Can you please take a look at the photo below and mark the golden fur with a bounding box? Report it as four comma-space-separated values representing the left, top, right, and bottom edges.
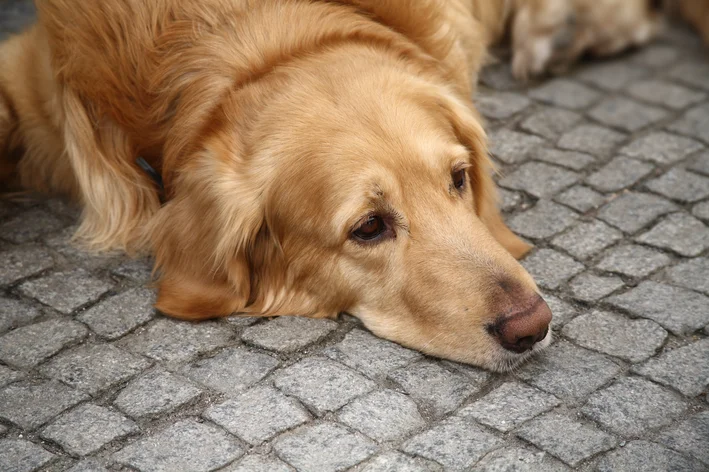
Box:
0, 0, 681, 369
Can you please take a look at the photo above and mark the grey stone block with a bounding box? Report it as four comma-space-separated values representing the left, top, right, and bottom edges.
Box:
544, 294, 579, 329
668, 61, 709, 90
569, 273, 624, 302
114, 369, 202, 419
552, 220, 623, 260
359, 451, 440, 472
223, 455, 294, 472
471, 446, 570, 472
488, 129, 545, 164
273, 422, 377, 472
40, 343, 151, 395
521, 249, 584, 290
498, 188, 522, 212
554, 185, 607, 213
586, 156, 654, 193
224, 315, 261, 327
632, 338, 709, 397
458, 381, 559, 432
530, 148, 595, 171
77, 288, 156, 340
589, 97, 667, 132
0, 208, 66, 244
402, 417, 503, 470
0, 318, 87, 368
499, 162, 579, 198
666, 258, 709, 295
274, 357, 376, 415
324, 329, 421, 378
657, 412, 709, 465
596, 440, 706, 472
516, 413, 617, 467
669, 103, 709, 144
562, 311, 667, 362
112, 419, 244, 472
388, 360, 486, 418
241, 316, 338, 353
630, 45, 679, 68
516, 341, 621, 401
183, 347, 278, 395
520, 109, 582, 141
689, 151, 709, 177
0, 297, 41, 335
582, 377, 687, 436
693, 200, 709, 220
596, 244, 670, 277
646, 168, 709, 203
338, 389, 425, 442
636, 213, 709, 257
40, 404, 138, 456
528, 79, 600, 109
205, 386, 310, 445
557, 125, 626, 156
111, 258, 153, 283
0, 380, 88, 430
620, 131, 704, 164
44, 227, 119, 270
476, 92, 530, 120
508, 201, 577, 240
0, 364, 24, 388
65, 459, 109, 472
597, 192, 677, 233
479, 63, 518, 91
0, 439, 56, 472
576, 61, 650, 91
18, 269, 112, 314
118, 318, 233, 363
0, 246, 53, 285
628, 79, 706, 110
607, 281, 709, 335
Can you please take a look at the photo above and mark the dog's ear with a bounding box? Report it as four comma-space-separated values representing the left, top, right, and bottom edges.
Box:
148, 148, 266, 320
437, 90, 532, 259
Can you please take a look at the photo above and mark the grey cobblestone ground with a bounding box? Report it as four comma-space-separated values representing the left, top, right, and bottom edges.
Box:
1, 3, 708, 471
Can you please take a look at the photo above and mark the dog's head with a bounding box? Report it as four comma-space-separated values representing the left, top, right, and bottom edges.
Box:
150, 48, 551, 371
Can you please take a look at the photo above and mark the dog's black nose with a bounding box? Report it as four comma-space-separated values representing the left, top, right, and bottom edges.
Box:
488, 295, 552, 354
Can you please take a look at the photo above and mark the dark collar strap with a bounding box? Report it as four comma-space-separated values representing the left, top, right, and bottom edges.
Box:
136, 157, 166, 203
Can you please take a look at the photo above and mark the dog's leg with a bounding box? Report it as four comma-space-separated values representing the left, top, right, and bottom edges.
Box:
60, 89, 161, 254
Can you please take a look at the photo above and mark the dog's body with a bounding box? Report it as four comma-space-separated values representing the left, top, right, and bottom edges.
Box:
0, 0, 678, 369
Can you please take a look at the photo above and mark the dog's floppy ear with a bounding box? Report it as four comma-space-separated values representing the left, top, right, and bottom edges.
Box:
148, 147, 265, 320
437, 90, 532, 259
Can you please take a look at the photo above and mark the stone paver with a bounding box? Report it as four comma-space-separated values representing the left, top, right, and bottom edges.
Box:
77, 288, 156, 339
39, 344, 151, 395
241, 316, 338, 352
458, 381, 559, 432
182, 347, 279, 395
40, 404, 138, 456
657, 412, 709, 465
18, 269, 112, 314
0, 439, 56, 472
205, 386, 310, 445
114, 369, 203, 419
607, 281, 709, 335
0, 379, 88, 430
581, 376, 687, 436
562, 310, 667, 362
273, 422, 377, 472
636, 213, 709, 257
632, 338, 709, 397
516, 413, 617, 467
275, 357, 376, 415
112, 419, 244, 472
0, 7, 707, 471
338, 389, 425, 442
402, 417, 503, 470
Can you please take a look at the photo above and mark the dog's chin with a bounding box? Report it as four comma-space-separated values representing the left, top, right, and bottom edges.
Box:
485, 329, 553, 373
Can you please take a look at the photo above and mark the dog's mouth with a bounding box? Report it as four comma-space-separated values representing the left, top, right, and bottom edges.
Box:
488, 328, 553, 372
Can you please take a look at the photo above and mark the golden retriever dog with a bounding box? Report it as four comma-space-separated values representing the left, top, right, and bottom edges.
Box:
0, 0, 665, 370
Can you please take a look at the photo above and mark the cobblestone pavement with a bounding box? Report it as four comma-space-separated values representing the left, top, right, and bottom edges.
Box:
2, 3, 709, 472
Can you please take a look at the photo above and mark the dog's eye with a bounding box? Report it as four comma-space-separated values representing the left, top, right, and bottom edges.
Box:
453, 169, 466, 190
352, 215, 387, 242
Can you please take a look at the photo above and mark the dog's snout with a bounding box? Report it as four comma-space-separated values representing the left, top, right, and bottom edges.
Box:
488, 295, 552, 354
